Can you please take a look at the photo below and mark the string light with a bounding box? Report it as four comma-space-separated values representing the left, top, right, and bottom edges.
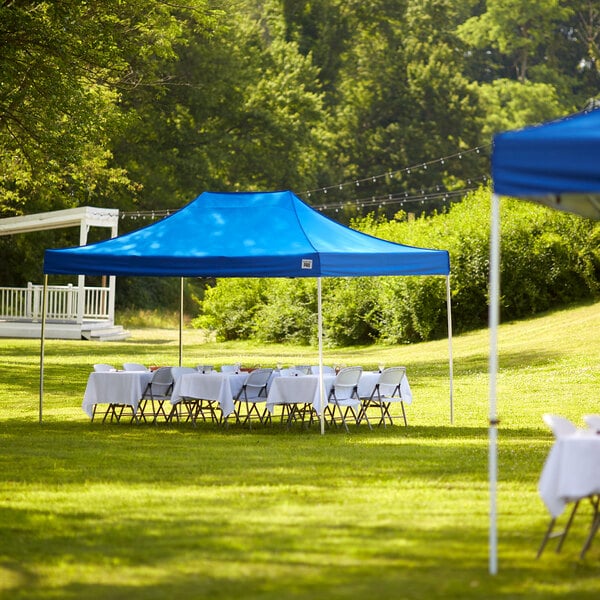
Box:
299, 143, 490, 198
117, 143, 491, 222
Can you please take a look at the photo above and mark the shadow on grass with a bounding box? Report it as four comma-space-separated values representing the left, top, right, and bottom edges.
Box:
0, 420, 552, 488
0, 497, 598, 600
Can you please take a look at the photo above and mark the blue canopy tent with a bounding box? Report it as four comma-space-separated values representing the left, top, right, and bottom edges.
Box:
40, 190, 453, 431
489, 109, 600, 574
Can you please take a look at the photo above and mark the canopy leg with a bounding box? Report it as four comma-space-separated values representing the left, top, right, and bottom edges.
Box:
39, 274, 48, 423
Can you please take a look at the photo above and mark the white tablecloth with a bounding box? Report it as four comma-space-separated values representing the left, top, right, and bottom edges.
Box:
266, 374, 336, 415
538, 431, 600, 517
357, 371, 413, 404
170, 372, 248, 418
266, 371, 413, 415
82, 371, 153, 418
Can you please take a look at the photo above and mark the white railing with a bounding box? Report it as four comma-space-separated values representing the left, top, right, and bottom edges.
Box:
0, 283, 111, 321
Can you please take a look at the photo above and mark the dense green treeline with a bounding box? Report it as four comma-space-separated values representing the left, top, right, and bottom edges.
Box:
1, 1, 599, 326
194, 188, 600, 345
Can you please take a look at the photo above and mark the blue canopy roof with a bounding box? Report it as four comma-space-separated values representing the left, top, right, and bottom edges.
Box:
492, 109, 600, 219
43, 190, 450, 277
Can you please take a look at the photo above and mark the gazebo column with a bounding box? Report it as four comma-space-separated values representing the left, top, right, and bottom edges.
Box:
108, 220, 118, 325
77, 219, 89, 325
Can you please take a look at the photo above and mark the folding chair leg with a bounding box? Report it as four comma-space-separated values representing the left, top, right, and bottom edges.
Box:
536, 517, 557, 559
358, 407, 372, 430
537, 500, 580, 558
400, 402, 407, 426
580, 496, 600, 559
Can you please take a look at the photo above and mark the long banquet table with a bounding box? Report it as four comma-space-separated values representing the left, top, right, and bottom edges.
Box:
170, 371, 248, 419
82, 370, 153, 418
538, 430, 600, 518
266, 370, 413, 416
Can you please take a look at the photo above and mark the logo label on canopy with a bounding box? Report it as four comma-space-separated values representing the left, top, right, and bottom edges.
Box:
301, 259, 313, 269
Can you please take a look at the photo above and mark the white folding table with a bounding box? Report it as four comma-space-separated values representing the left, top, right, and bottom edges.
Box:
82, 371, 153, 420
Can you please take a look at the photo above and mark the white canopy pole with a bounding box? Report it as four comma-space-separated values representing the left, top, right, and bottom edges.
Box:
179, 277, 184, 367
488, 193, 501, 575
39, 274, 48, 423
317, 277, 325, 435
446, 275, 454, 424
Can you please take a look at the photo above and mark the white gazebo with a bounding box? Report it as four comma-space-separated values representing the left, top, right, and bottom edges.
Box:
0, 206, 129, 340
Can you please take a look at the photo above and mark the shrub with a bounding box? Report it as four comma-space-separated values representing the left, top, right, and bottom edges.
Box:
192, 186, 600, 345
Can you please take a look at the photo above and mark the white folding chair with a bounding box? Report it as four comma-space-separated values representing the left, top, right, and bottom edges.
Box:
325, 366, 370, 432
196, 365, 214, 374
93, 363, 115, 372
584, 414, 600, 433
168, 367, 197, 423
123, 362, 149, 372
234, 368, 273, 428
291, 365, 311, 375
221, 363, 240, 373
542, 414, 578, 438
361, 366, 408, 427
138, 367, 173, 423
310, 365, 335, 375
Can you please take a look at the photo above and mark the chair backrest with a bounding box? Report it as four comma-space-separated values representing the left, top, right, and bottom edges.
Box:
335, 366, 362, 386
171, 367, 196, 382
311, 365, 335, 375
292, 365, 311, 375
244, 368, 273, 388
149, 366, 174, 395
287, 368, 307, 377
93, 363, 115, 372
221, 363, 240, 373
377, 366, 406, 396
583, 414, 600, 433
331, 366, 362, 400
542, 414, 578, 438
123, 362, 148, 372
244, 369, 273, 388
196, 365, 214, 374
238, 368, 273, 399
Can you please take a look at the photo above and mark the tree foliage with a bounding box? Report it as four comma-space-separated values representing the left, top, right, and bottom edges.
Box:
2, 0, 600, 320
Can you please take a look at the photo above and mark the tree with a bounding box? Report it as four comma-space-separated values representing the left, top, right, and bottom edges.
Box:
0, 0, 217, 217
316, 0, 484, 218
456, 0, 572, 82
111, 1, 329, 211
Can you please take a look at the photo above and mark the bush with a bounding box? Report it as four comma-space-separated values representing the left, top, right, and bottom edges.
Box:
192, 186, 600, 345
253, 279, 317, 344
191, 278, 264, 341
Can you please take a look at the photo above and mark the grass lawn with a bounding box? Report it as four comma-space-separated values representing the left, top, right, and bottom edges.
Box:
0, 300, 599, 599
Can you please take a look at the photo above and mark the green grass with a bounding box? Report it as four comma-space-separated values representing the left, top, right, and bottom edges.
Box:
1, 300, 599, 598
